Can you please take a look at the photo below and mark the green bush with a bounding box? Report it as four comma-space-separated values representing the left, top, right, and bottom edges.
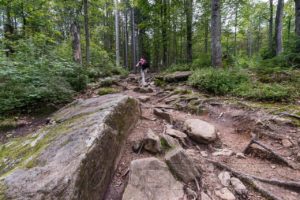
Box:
191, 53, 211, 69
0, 57, 88, 114
98, 87, 119, 96
188, 68, 249, 95
164, 64, 192, 73
234, 82, 290, 102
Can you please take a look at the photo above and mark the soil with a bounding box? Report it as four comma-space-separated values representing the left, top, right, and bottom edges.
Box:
104, 74, 300, 200
1, 73, 299, 200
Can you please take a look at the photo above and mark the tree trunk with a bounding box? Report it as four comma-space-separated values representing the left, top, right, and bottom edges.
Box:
161, 0, 168, 67
269, 0, 273, 51
295, 0, 300, 36
70, 22, 82, 64
83, 0, 90, 65
131, 7, 137, 70
124, 8, 129, 68
275, 0, 284, 55
234, 1, 238, 56
185, 0, 193, 63
114, 0, 120, 66
204, 16, 209, 53
211, 0, 222, 68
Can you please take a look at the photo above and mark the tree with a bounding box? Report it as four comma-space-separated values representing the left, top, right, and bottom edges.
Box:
84, 0, 90, 64
211, 0, 222, 67
71, 22, 82, 64
185, 0, 193, 63
269, 0, 274, 51
295, 0, 300, 36
114, 0, 120, 66
275, 0, 284, 55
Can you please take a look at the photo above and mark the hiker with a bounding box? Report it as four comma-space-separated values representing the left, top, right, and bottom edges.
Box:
136, 56, 149, 86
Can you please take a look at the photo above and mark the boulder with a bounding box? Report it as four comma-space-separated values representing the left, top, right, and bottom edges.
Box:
215, 188, 236, 200
143, 129, 162, 154
122, 157, 184, 200
166, 127, 187, 139
165, 147, 200, 183
164, 71, 192, 83
218, 171, 231, 187
230, 177, 248, 195
1, 94, 140, 200
183, 119, 217, 143
153, 108, 173, 123
161, 134, 180, 148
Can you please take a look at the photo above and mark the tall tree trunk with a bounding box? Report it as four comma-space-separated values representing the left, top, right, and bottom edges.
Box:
275, 0, 284, 55
185, 0, 193, 63
161, 0, 168, 67
295, 0, 300, 36
70, 22, 82, 64
114, 0, 120, 66
211, 0, 222, 68
131, 7, 137, 70
204, 16, 209, 53
4, 3, 14, 56
234, 1, 238, 56
124, 8, 129, 68
269, 0, 273, 51
83, 0, 90, 65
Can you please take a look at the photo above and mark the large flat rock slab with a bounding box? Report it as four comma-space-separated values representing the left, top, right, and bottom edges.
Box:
0, 94, 140, 200
122, 157, 184, 200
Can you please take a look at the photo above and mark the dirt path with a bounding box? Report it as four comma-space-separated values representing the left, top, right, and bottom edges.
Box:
104, 74, 300, 200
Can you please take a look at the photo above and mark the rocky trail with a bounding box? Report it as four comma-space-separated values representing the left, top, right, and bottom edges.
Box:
0, 72, 299, 200
103, 73, 300, 200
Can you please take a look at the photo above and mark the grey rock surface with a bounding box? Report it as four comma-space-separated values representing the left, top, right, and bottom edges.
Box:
2, 94, 140, 200
122, 157, 184, 200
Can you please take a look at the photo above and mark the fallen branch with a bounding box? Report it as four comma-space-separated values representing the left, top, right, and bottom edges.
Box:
141, 115, 156, 121
156, 92, 176, 103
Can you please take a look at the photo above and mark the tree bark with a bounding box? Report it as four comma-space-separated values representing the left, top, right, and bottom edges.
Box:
70, 22, 82, 64
211, 0, 222, 68
83, 0, 90, 65
275, 0, 284, 55
161, 0, 168, 67
131, 7, 137, 70
114, 0, 120, 66
124, 8, 129, 68
185, 0, 193, 63
269, 0, 273, 51
234, 1, 238, 56
295, 0, 300, 36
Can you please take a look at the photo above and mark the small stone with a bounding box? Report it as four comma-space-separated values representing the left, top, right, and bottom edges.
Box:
201, 151, 208, 157
132, 141, 142, 153
282, 139, 293, 148
215, 188, 235, 200
166, 128, 187, 139
230, 177, 247, 195
296, 152, 300, 162
201, 192, 212, 200
213, 149, 234, 157
236, 153, 246, 159
186, 187, 197, 199
137, 96, 150, 102
218, 171, 231, 187
271, 165, 276, 169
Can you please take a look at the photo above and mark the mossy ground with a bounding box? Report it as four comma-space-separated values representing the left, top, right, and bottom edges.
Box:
0, 114, 86, 178
98, 87, 120, 96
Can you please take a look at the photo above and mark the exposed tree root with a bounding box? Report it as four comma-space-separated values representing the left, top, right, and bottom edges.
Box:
279, 112, 300, 120
205, 159, 293, 200
243, 139, 295, 169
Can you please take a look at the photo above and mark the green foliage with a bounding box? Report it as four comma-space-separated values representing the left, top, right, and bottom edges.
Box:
98, 87, 119, 96
191, 54, 211, 69
0, 55, 88, 114
234, 82, 290, 102
188, 68, 249, 95
164, 64, 192, 73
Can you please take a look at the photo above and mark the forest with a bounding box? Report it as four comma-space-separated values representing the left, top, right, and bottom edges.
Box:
0, 0, 299, 116
0, 1, 300, 200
